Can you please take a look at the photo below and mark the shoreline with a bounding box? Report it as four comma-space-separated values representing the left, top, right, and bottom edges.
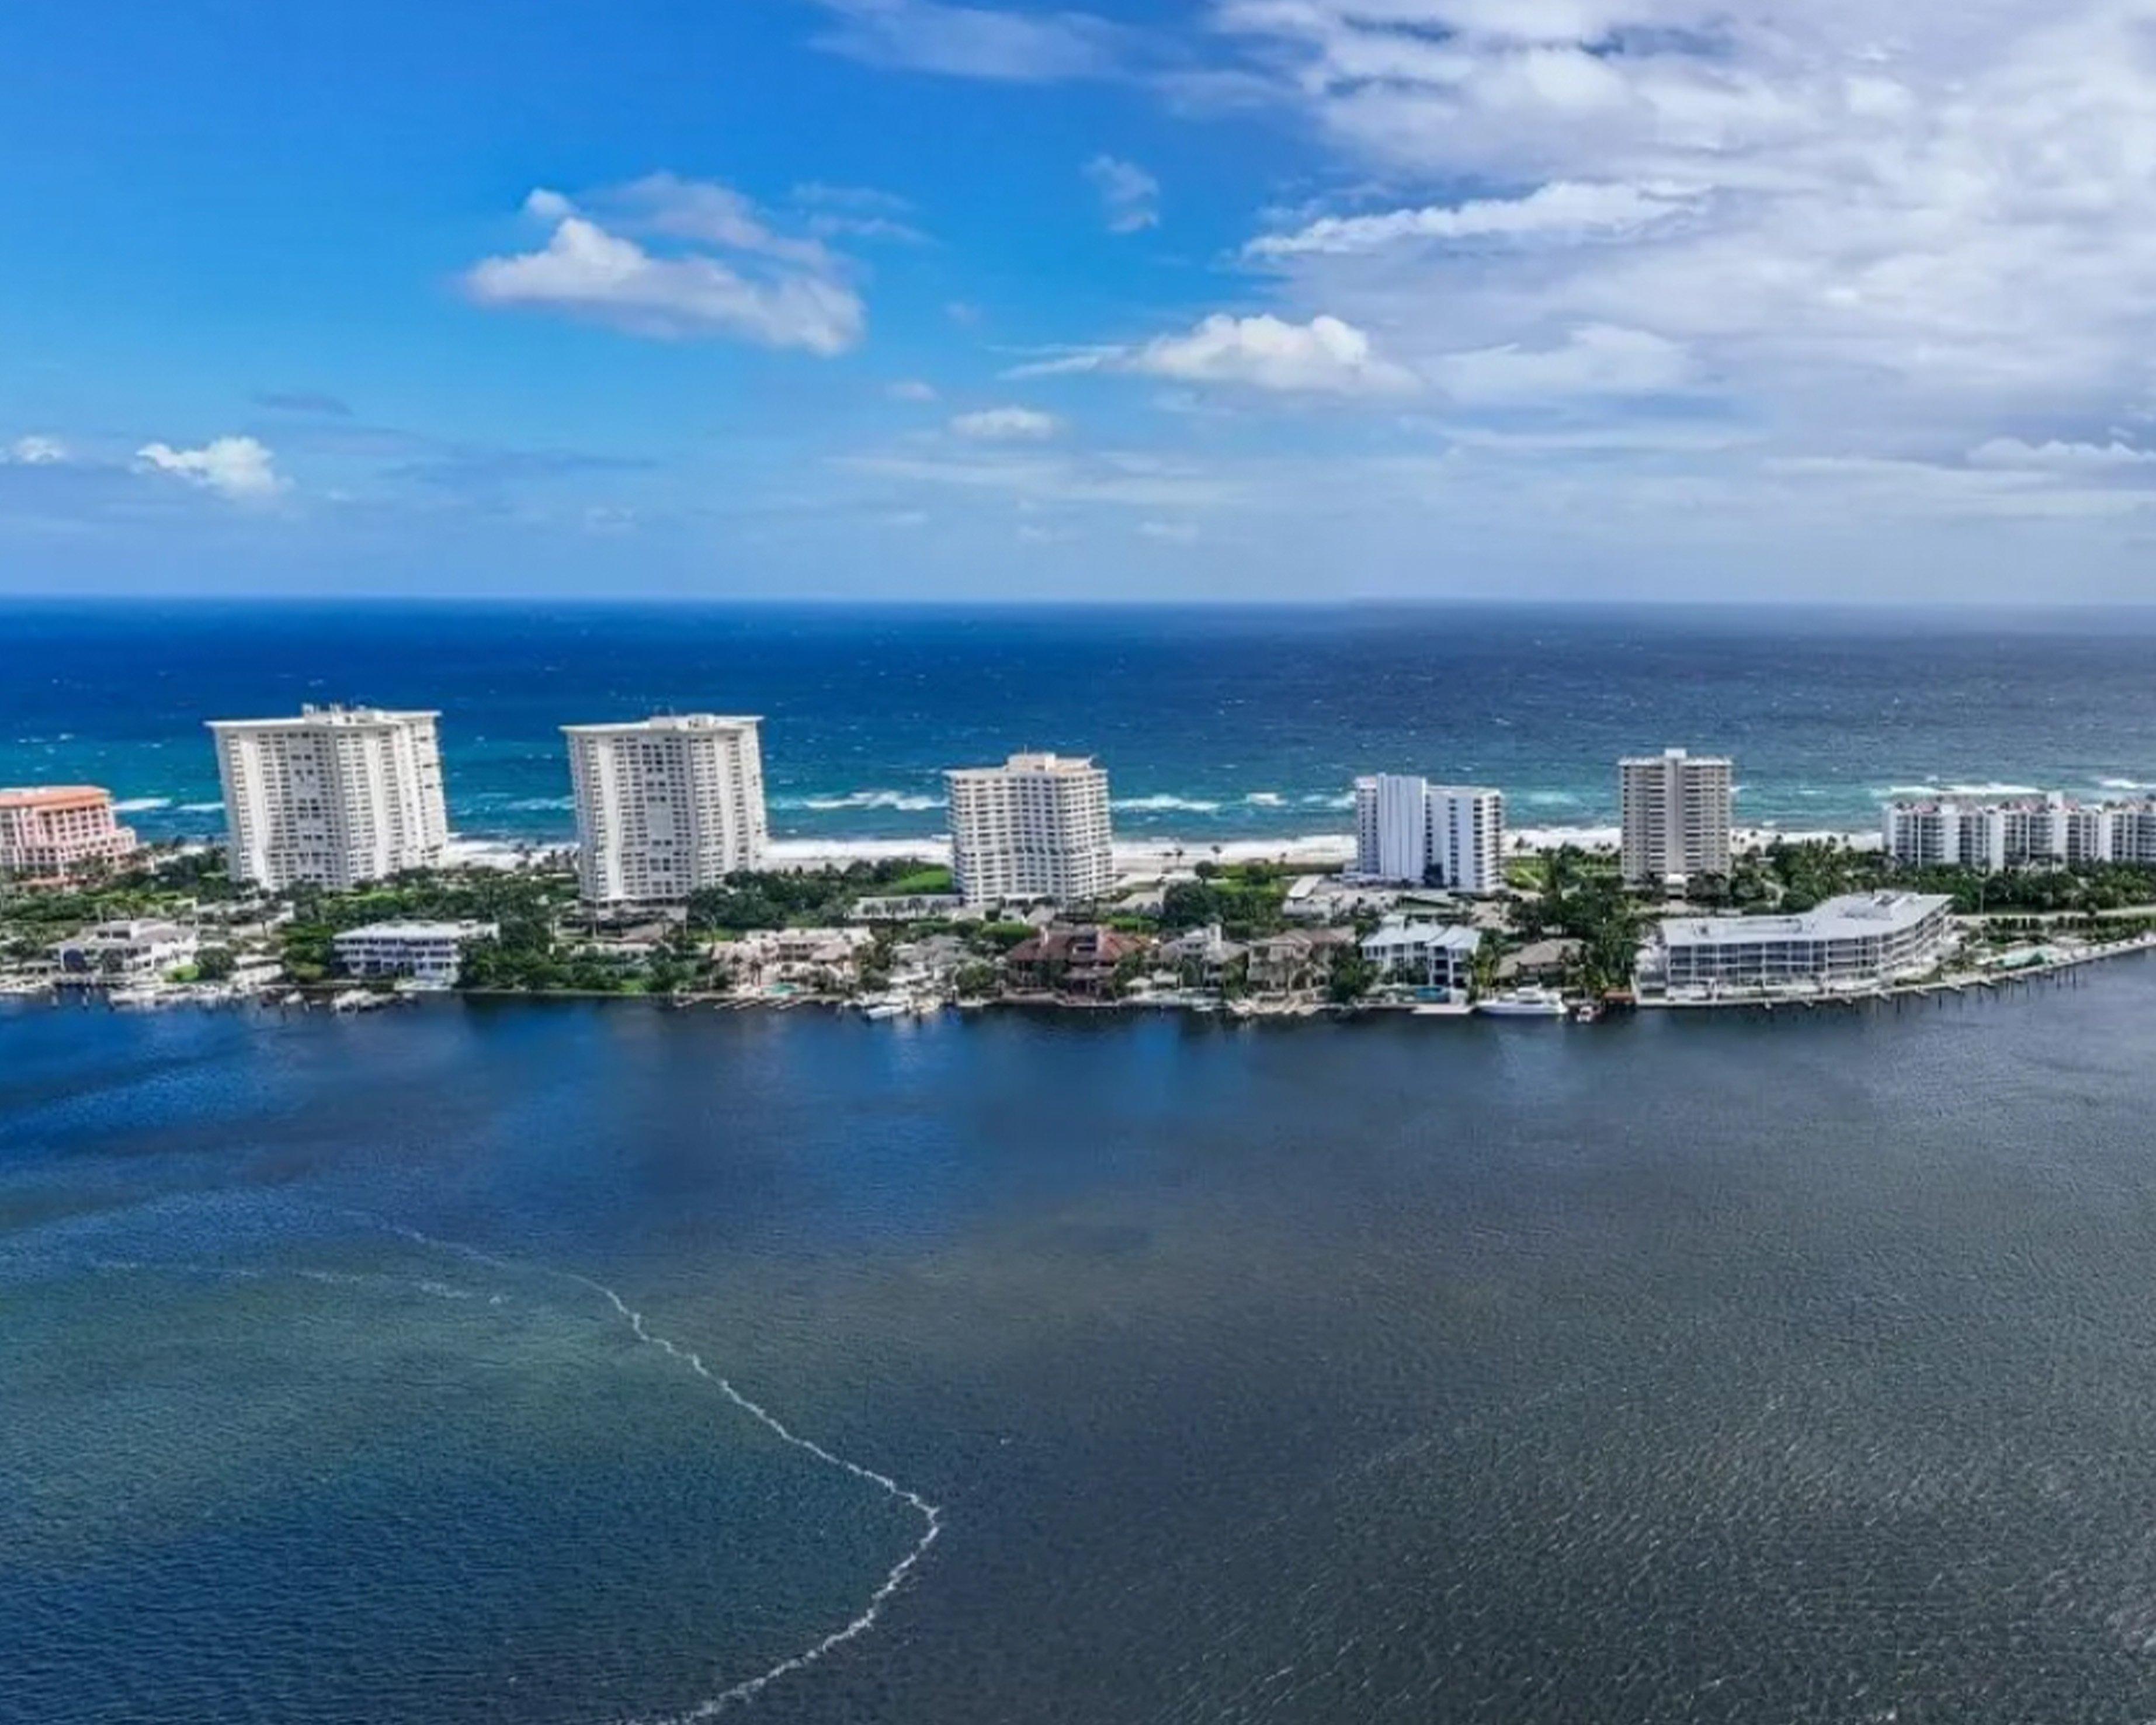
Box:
437, 823, 1886, 874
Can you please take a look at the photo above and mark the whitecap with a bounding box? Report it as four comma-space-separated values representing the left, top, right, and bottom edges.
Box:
111, 797, 171, 813
1243, 792, 1285, 807
1114, 794, 1222, 814
788, 790, 942, 814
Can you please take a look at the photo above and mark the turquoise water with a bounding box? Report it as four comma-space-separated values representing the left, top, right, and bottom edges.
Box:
15, 978, 2156, 1720
5, 601, 2156, 844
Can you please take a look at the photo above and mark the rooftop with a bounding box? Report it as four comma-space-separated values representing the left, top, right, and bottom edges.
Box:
947, 752, 1099, 776
334, 921, 497, 941
0, 786, 112, 808
209, 705, 438, 730
1662, 892, 1953, 947
561, 714, 762, 734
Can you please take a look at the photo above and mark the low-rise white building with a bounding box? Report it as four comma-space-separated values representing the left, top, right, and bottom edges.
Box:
1360, 918, 1482, 992
333, 920, 498, 987
54, 919, 198, 982
1651, 891, 1956, 993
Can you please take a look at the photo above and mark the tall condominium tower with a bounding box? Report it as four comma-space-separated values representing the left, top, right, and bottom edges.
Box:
0, 786, 140, 883
1352, 775, 1506, 893
1619, 748, 1734, 887
945, 752, 1113, 907
563, 714, 768, 904
209, 706, 448, 891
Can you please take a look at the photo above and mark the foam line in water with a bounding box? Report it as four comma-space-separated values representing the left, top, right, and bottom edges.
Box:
360, 1217, 944, 1722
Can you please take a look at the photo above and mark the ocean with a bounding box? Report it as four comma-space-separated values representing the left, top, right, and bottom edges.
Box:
13, 978, 2156, 1723
6, 600, 2156, 850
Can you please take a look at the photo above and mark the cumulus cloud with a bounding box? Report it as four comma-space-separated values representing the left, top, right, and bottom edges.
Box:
1130, 313, 1416, 394
1021, 313, 1417, 395
1084, 155, 1161, 231
135, 436, 287, 501
2, 435, 66, 465
952, 405, 1063, 440
808, 0, 1122, 80
464, 178, 865, 353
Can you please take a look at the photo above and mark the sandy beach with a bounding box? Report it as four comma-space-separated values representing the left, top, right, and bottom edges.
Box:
439, 823, 1881, 877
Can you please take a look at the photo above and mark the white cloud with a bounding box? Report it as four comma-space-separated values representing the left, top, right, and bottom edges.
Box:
1437, 325, 1693, 404
1138, 518, 1200, 542
1084, 155, 1161, 232
809, 0, 1122, 80
888, 379, 940, 402
1247, 181, 1696, 258
1210, 0, 2156, 449
2, 435, 65, 465
1967, 437, 2156, 472
134, 436, 287, 501
1026, 313, 1417, 395
952, 405, 1064, 440
464, 179, 865, 353
1133, 313, 1416, 394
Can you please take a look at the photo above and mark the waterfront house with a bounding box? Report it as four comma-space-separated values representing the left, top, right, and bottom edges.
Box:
1359, 919, 1481, 993
1004, 926, 1150, 998
1245, 928, 1356, 995
714, 926, 874, 990
1159, 922, 1247, 988
333, 920, 499, 987
53, 919, 197, 983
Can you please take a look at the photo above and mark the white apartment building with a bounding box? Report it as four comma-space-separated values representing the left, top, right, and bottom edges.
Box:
1883, 793, 2156, 870
1352, 775, 1505, 894
945, 752, 1113, 907
333, 920, 498, 987
209, 706, 448, 891
564, 715, 768, 904
1620, 748, 1734, 887
1651, 891, 1955, 993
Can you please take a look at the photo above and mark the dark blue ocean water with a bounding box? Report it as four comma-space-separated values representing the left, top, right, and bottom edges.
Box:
5, 601, 2156, 845
14, 977, 2156, 1723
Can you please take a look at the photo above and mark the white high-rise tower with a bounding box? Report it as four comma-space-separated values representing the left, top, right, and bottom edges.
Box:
563, 714, 769, 904
209, 705, 448, 891
945, 752, 1113, 906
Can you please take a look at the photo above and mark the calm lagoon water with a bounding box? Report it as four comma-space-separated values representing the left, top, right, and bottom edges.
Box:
13, 973, 2156, 1721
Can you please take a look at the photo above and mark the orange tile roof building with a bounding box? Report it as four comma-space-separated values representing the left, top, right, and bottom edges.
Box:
0, 786, 140, 883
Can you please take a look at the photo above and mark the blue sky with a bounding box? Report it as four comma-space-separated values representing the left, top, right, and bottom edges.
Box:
8, 0, 2156, 601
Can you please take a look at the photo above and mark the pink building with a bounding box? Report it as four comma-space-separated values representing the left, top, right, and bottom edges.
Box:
0, 787, 141, 883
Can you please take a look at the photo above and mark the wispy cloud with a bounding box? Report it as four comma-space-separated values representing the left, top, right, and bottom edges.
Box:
951, 405, 1063, 440
1247, 181, 1696, 259
807, 0, 1123, 81
1084, 154, 1160, 232
252, 390, 353, 417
